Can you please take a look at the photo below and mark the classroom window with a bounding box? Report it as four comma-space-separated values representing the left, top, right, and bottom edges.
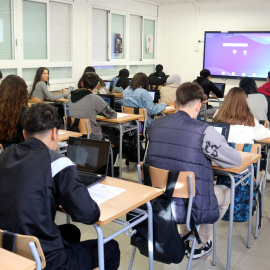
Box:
23, 0, 47, 60
111, 14, 125, 60
0, 0, 14, 60
129, 15, 142, 61
143, 19, 155, 59
50, 2, 72, 62
92, 8, 108, 61
93, 65, 126, 77
130, 65, 155, 75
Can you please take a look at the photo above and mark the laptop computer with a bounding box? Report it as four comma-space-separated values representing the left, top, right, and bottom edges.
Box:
148, 90, 160, 103
208, 122, 230, 141
66, 137, 110, 187
104, 80, 113, 92
97, 94, 115, 110
213, 83, 226, 94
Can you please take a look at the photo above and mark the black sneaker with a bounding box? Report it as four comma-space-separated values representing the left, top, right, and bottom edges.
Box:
187, 240, 212, 259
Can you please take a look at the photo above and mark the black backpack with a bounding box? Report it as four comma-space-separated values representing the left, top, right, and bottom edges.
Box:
66, 116, 80, 133
129, 164, 186, 264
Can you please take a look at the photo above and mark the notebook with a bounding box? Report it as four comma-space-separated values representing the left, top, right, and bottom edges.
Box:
66, 137, 110, 187
208, 122, 230, 141
213, 83, 226, 94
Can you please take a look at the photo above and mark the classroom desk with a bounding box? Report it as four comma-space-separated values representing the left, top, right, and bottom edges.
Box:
58, 129, 82, 141
0, 248, 36, 270
44, 97, 69, 103
212, 151, 261, 270
162, 105, 176, 114
112, 92, 123, 98
97, 113, 141, 178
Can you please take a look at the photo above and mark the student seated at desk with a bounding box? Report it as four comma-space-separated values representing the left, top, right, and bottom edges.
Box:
114, 76, 130, 93
0, 75, 28, 149
69, 72, 119, 163
239, 77, 270, 121
213, 87, 270, 144
123, 72, 166, 127
258, 71, 270, 97
149, 64, 167, 86
0, 103, 120, 270
160, 74, 181, 103
29, 67, 67, 101
112, 68, 129, 89
146, 82, 241, 259
94, 78, 110, 95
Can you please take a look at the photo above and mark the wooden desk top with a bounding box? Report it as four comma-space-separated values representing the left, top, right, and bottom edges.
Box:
96, 177, 162, 225
212, 151, 261, 174
0, 248, 36, 270
45, 97, 69, 103
58, 129, 82, 141
163, 106, 176, 114
112, 92, 123, 98
97, 113, 141, 124
257, 137, 270, 144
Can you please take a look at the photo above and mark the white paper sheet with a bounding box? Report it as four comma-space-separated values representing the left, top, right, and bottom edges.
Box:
88, 183, 126, 205
58, 131, 66, 135
116, 113, 130, 118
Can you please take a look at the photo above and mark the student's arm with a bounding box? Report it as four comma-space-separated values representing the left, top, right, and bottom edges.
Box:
202, 126, 241, 168
210, 82, 224, 98
95, 96, 117, 119
142, 90, 167, 115
54, 161, 100, 224
253, 119, 270, 141
40, 82, 65, 101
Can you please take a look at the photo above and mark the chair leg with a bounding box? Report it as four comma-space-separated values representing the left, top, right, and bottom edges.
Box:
261, 172, 266, 217
212, 222, 217, 266
110, 147, 114, 177
187, 237, 197, 270
128, 247, 137, 270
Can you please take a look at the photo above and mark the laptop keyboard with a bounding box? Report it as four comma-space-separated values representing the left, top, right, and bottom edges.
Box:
78, 173, 105, 187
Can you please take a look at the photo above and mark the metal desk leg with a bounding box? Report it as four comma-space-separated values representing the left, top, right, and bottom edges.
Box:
119, 125, 123, 179
226, 173, 236, 270
136, 120, 140, 164
247, 164, 254, 248
146, 201, 154, 270
93, 224, 105, 270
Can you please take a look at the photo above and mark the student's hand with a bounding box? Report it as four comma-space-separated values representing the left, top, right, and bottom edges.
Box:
61, 88, 67, 95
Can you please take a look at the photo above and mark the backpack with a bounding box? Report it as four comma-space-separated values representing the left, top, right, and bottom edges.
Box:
66, 117, 80, 133
128, 164, 187, 264
216, 143, 261, 226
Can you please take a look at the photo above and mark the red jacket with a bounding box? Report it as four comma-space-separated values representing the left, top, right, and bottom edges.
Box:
258, 81, 270, 97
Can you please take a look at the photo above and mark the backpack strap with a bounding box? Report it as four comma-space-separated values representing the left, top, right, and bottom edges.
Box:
2, 231, 17, 252
143, 164, 152, 187
164, 170, 179, 202
66, 116, 72, 129
253, 184, 262, 229
73, 118, 80, 129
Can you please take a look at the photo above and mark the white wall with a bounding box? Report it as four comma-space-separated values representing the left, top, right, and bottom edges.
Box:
157, 0, 270, 92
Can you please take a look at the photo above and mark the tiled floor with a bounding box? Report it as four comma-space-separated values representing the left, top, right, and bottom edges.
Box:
55, 162, 270, 270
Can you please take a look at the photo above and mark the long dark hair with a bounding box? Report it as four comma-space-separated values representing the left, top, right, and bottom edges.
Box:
0, 75, 28, 140
29, 67, 49, 98
116, 76, 130, 89
130, 72, 149, 91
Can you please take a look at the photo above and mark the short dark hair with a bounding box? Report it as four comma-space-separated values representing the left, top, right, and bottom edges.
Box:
156, 64, 163, 72
116, 76, 130, 89
239, 77, 257, 96
118, 69, 129, 78
176, 82, 206, 106
130, 72, 149, 91
0, 71, 2, 79
84, 66, 96, 73
80, 72, 99, 90
22, 103, 63, 137
268, 71, 270, 79
200, 69, 211, 78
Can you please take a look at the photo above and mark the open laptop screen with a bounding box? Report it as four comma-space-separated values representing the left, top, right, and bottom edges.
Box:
208, 122, 230, 141
67, 137, 110, 174
148, 90, 159, 103
97, 94, 115, 110
213, 83, 226, 94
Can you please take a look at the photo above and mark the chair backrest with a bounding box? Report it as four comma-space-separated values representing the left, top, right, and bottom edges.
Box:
138, 163, 195, 198
149, 85, 163, 90
233, 143, 261, 154
0, 144, 3, 153
0, 229, 46, 269
28, 97, 43, 104
65, 116, 91, 138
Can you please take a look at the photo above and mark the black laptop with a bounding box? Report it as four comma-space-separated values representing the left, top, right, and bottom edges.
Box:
213, 83, 226, 95
208, 122, 230, 141
66, 137, 110, 187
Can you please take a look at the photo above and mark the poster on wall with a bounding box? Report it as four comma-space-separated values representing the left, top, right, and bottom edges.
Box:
146, 34, 153, 53
114, 34, 122, 53
0, 19, 4, 43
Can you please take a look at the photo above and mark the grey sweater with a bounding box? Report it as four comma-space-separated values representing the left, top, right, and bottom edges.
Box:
32, 81, 65, 101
